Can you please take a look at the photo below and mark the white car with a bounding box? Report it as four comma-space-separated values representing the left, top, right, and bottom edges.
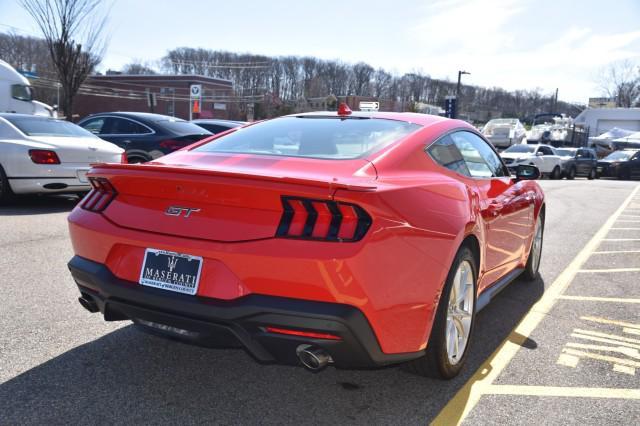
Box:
0, 114, 124, 201
481, 118, 527, 148
500, 143, 563, 179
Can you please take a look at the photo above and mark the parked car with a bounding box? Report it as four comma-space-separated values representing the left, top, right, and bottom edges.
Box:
0, 113, 123, 202
481, 118, 526, 148
500, 143, 563, 178
596, 149, 640, 180
554, 147, 598, 179
192, 119, 246, 134
68, 107, 545, 379
77, 112, 211, 163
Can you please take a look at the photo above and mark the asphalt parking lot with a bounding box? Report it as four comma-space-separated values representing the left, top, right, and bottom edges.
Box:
1, 179, 639, 425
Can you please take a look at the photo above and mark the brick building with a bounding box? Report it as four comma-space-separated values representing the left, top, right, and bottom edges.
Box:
73, 74, 234, 121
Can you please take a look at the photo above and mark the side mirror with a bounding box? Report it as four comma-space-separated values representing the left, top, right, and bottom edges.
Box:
536, 151, 544, 156
514, 164, 540, 180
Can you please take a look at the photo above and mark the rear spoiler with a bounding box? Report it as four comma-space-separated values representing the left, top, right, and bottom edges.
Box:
88, 163, 378, 192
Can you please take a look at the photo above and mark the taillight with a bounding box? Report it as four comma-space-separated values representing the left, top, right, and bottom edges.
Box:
120, 152, 128, 164
80, 177, 117, 212
29, 149, 60, 164
276, 196, 371, 242
159, 139, 193, 151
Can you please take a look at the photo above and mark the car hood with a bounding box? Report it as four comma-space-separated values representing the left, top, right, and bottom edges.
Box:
500, 152, 532, 160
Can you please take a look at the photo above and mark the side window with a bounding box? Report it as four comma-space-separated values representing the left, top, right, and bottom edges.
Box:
450, 131, 507, 178
427, 135, 471, 177
108, 118, 151, 135
540, 146, 554, 156
80, 117, 106, 134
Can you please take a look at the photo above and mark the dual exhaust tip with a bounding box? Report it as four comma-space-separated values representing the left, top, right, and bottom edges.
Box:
296, 344, 332, 371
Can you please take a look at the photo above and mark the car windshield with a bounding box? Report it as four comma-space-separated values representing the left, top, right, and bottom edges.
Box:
194, 116, 422, 159
504, 144, 536, 153
4, 116, 97, 138
555, 149, 576, 156
604, 151, 636, 161
157, 119, 212, 136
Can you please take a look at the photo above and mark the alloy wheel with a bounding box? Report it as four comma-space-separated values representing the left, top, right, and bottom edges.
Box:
445, 260, 474, 365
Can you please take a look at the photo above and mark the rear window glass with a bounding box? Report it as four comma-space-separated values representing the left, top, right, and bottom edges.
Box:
5, 116, 96, 137
157, 119, 211, 136
194, 116, 421, 159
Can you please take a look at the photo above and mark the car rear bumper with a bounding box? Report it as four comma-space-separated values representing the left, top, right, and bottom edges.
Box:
68, 255, 424, 368
8, 177, 90, 194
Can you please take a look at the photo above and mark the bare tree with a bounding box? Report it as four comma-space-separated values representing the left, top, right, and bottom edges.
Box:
20, 0, 108, 120
598, 60, 640, 108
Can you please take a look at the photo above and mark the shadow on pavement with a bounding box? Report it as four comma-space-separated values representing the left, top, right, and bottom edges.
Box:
0, 276, 545, 424
0, 195, 80, 216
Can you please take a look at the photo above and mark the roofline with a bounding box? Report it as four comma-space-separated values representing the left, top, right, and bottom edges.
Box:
89, 74, 233, 85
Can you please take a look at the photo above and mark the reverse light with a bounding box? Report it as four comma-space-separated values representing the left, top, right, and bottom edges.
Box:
29, 149, 60, 164
276, 196, 371, 242
264, 326, 342, 341
80, 177, 117, 212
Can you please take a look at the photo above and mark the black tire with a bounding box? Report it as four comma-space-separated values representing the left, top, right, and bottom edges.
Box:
551, 166, 561, 180
522, 212, 544, 281
0, 164, 13, 204
407, 246, 477, 379
587, 168, 596, 180
127, 155, 150, 164
567, 167, 576, 180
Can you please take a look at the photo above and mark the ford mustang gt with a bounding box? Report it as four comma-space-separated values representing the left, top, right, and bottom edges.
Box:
67, 105, 545, 379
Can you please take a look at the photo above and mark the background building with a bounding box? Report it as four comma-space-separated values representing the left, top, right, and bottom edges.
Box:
73, 74, 234, 120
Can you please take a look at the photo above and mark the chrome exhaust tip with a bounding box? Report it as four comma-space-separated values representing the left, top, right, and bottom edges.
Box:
296, 344, 332, 371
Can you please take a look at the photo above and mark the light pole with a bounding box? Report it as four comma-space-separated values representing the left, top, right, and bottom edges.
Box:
456, 70, 470, 118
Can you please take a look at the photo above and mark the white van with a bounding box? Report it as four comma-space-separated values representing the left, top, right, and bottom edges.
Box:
0, 59, 55, 117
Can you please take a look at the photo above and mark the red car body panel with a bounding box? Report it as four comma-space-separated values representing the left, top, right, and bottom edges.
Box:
68, 112, 544, 356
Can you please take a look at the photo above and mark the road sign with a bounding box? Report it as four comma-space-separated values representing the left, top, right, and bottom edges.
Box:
190, 84, 202, 100
359, 101, 379, 112
444, 96, 457, 119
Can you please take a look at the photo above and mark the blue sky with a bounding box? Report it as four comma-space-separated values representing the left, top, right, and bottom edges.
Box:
1, 0, 639, 103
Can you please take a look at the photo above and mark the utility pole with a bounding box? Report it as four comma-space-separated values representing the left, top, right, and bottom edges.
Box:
456, 70, 470, 118
553, 88, 558, 112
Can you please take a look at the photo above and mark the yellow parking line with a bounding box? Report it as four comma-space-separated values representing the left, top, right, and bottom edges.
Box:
558, 295, 640, 303
577, 268, 640, 273
485, 385, 640, 399
562, 348, 640, 368
574, 328, 640, 344
592, 250, 640, 254
582, 316, 640, 330
431, 184, 640, 426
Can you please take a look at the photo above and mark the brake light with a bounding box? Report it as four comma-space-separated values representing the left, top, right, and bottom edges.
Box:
159, 139, 193, 151
120, 152, 128, 164
80, 177, 117, 212
264, 326, 342, 341
29, 149, 60, 164
276, 196, 371, 242
337, 102, 352, 116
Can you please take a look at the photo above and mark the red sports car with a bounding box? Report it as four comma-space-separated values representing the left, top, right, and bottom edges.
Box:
68, 105, 545, 379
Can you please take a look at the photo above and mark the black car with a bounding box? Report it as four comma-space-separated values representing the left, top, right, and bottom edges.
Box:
77, 112, 211, 163
191, 119, 246, 134
597, 149, 640, 180
555, 147, 598, 179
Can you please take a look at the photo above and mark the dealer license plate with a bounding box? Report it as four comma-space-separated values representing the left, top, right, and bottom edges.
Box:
139, 249, 202, 295
77, 169, 90, 183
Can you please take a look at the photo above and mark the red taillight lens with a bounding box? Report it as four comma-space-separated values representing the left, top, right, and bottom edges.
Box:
80, 177, 117, 212
159, 139, 194, 151
264, 326, 342, 341
120, 152, 128, 164
29, 149, 60, 164
276, 197, 371, 242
